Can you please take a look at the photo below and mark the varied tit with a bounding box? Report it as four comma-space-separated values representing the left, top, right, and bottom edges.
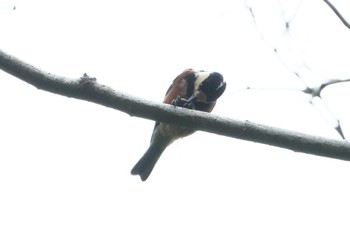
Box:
131, 69, 226, 181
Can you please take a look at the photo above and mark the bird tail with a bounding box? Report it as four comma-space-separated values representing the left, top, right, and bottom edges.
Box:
131, 142, 168, 181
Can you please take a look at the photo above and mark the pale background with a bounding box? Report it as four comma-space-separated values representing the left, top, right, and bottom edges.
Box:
1, 0, 350, 232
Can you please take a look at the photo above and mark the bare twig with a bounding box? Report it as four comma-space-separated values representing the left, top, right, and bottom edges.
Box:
1, 49, 350, 159
303, 78, 350, 139
323, 0, 350, 30
303, 78, 350, 98
245, 1, 349, 139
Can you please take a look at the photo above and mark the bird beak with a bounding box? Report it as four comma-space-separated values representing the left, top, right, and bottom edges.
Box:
216, 81, 226, 92
215, 81, 226, 99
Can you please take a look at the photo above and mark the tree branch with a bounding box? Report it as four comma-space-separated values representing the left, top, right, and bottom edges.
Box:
1, 49, 350, 159
323, 0, 350, 30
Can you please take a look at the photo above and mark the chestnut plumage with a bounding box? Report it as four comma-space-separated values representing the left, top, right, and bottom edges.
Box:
131, 69, 226, 181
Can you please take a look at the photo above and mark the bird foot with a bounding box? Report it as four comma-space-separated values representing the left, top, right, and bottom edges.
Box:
171, 96, 195, 109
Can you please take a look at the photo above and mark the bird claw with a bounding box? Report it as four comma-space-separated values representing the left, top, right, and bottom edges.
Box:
171, 96, 195, 109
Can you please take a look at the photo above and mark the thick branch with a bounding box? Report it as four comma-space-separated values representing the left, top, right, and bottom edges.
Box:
1, 49, 350, 159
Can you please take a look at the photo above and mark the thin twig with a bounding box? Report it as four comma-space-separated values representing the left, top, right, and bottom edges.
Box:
323, 0, 350, 30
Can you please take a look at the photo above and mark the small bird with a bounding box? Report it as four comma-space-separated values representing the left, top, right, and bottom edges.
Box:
131, 69, 226, 181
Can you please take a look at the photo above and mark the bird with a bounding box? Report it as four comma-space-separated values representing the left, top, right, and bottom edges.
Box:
131, 69, 226, 181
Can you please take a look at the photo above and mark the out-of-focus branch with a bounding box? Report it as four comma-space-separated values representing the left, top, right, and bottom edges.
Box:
245, 1, 349, 139
303, 78, 350, 98
1, 49, 350, 160
323, 0, 350, 30
303, 78, 350, 139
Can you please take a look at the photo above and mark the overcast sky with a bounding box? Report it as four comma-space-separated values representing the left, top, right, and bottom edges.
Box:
1, 0, 350, 232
